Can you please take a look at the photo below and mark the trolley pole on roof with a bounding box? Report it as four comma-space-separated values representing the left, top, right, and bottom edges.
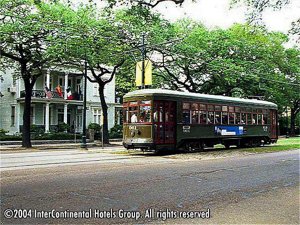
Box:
141, 33, 146, 89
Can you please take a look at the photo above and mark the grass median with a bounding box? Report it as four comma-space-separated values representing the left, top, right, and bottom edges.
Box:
240, 137, 300, 153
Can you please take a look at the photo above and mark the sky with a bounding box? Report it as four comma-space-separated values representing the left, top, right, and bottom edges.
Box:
153, 0, 300, 34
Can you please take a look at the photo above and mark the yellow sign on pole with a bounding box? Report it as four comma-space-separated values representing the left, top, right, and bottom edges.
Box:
135, 60, 152, 86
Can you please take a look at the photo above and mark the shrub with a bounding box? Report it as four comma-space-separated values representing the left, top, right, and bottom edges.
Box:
0, 133, 82, 141
0, 135, 22, 141
58, 123, 70, 132
88, 123, 101, 131
0, 129, 8, 136
88, 123, 102, 140
109, 124, 123, 139
30, 125, 44, 133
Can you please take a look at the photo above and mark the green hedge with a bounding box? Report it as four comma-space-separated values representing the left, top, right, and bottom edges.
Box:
0, 132, 82, 141
109, 124, 123, 139
0, 126, 124, 141
0, 135, 22, 141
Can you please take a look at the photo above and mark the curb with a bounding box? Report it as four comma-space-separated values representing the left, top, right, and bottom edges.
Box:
0, 143, 125, 152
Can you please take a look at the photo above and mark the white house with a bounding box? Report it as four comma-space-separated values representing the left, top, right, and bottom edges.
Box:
0, 67, 120, 134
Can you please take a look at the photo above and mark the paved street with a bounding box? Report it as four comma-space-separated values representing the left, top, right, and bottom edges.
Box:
0, 149, 299, 224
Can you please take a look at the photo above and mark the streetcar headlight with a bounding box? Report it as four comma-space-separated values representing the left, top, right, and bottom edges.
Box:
130, 131, 135, 137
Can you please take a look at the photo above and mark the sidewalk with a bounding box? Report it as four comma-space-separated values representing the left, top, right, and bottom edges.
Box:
0, 140, 125, 152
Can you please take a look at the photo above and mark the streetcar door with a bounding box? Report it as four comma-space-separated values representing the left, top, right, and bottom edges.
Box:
153, 101, 176, 144
270, 109, 277, 139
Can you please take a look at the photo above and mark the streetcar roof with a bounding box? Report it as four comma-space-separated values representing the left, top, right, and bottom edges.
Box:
124, 89, 277, 108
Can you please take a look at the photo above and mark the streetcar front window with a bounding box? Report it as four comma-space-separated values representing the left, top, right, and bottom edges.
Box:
123, 100, 152, 123
129, 104, 138, 123
140, 105, 151, 122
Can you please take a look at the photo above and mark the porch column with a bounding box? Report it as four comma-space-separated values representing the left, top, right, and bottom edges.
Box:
118, 110, 121, 125
46, 69, 50, 89
17, 78, 21, 98
45, 102, 50, 133
64, 103, 68, 124
64, 72, 69, 100
16, 104, 20, 132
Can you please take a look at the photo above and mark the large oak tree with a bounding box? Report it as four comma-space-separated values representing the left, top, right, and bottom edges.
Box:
47, 3, 129, 144
0, 0, 61, 147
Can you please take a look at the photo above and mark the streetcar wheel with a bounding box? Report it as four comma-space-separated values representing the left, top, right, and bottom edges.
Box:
224, 143, 230, 149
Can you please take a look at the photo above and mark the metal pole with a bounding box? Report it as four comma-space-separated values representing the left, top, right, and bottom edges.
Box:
141, 33, 146, 89
81, 58, 87, 148
102, 123, 104, 149
286, 107, 289, 138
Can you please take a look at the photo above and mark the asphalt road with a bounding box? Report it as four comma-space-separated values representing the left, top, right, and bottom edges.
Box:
0, 149, 299, 224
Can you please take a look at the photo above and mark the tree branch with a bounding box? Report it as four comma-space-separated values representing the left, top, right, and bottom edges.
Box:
0, 48, 22, 62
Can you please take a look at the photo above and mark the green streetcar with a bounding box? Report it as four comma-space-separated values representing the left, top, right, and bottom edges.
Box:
123, 89, 278, 152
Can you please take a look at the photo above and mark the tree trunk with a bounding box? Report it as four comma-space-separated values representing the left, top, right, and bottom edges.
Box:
22, 78, 33, 148
98, 85, 109, 144
290, 108, 296, 136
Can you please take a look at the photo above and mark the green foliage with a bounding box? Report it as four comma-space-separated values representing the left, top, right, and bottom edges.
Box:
242, 137, 300, 153
88, 123, 101, 131
0, 0, 61, 76
0, 135, 22, 141
109, 124, 123, 139
113, 6, 174, 97
0, 128, 8, 135
105, 0, 188, 8
58, 123, 70, 132
279, 114, 300, 135
30, 125, 45, 135
88, 123, 102, 140
150, 21, 299, 104
0, 0, 73, 147
0, 132, 82, 141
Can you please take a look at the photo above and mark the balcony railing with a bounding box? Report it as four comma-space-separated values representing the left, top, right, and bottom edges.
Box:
20, 90, 82, 101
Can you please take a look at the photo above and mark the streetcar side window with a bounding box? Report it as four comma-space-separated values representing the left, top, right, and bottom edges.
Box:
158, 103, 164, 122
222, 112, 228, 124
221, 105, 228, 125
215, 105, 221, 124
200, 111, 207, 124
236, 113, 241, 124
153, 103, 158, 122
123, 102, 129, 123
215, 112, 221, 124
258, 114, 263, 124
247, 113, 252, 125
140, 105, 151, 122
229, 112, 235, 124
139, 100, 151, 123
180, 102, 270, 126
207, 105, 214, 124
191, 103, 199, 124
183, 110, 190, 124
208, 112, 214, 124
199, 104, 207, 124
200, 104, 206, 110
263, 114, 268, 124
241, 113, 246, 124
252, 113, 257, 125
129, 102, 138, 123
182, 102, 191, 124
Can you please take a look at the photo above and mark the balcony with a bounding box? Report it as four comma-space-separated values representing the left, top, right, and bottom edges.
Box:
20, 90, 83, 101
